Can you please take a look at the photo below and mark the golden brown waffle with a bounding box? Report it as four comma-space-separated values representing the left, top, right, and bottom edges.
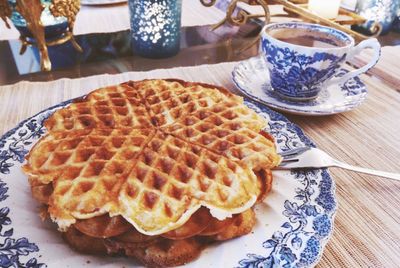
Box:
105, 236, 205, 267
45, 79, 242, 131
63, 208, 257, 267
162, 101, 281, 171
44, 84, 153, 131
24, 128, 154, 183
23, 79, 281, 266
212, 209, 256, 241
119, 132, 261, 235
74, 214, 132, 238
126, 79, 242, 127
23, 128, 155, 226
63, 227, 108, 255
162, 207, 211, 240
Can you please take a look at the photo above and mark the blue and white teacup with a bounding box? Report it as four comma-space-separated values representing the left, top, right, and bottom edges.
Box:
260, 22, 381, 100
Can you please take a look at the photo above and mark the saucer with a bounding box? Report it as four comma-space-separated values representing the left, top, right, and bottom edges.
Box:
232, 56, 368, 116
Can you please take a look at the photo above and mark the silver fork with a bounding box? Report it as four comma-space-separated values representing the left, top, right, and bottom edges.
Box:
276, 147, 400, 181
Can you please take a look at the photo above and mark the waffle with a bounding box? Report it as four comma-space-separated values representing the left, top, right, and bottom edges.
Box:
125, 79, 243, 127
118, 132, 260, 235
63, 208, 257, 267
44, 84, 153, 131
24, 128, 154, 183
162, 100, 281, 171
23, 128, 155, 226
45, 80, 241, 131
23, 79, 281, 267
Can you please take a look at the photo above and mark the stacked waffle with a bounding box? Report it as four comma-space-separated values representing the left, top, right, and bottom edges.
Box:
23, 79, 281, 267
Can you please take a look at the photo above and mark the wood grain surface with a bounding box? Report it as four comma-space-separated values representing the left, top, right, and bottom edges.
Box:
0, 59, 399, 267
352, 46, 400, 91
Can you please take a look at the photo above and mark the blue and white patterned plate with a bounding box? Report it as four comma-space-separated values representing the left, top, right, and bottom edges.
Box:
0, 97, 336, 267
233, 56, 368, 116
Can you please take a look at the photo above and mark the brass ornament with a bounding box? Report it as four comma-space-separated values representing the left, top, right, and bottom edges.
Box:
202, 0, 271, 55
50, 0, 82, 52
16, 0, 51, 71
0, 0, 82, 71
205, 0, 271, 30
0, 0, 12, 28
226, 0, 270, 26
200, 0, 382, 47
273, 0, 381, 42
50, 0, 80, 27
200, 0, 217, 7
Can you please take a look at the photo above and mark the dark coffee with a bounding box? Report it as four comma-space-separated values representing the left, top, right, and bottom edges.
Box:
269, 28, 348, 48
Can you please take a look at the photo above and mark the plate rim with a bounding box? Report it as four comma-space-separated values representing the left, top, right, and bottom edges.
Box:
0, 95, 337, 268
239, 98, 338, 267
232, 56, 368, 116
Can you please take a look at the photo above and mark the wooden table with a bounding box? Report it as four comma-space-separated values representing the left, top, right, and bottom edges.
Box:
286, 71, 400, 267
0, 16, 399, 268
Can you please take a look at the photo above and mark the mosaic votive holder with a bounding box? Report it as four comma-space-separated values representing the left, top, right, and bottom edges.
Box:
128, 0, 182, 58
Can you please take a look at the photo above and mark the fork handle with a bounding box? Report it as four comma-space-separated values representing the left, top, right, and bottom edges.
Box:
334, 162, 400, 181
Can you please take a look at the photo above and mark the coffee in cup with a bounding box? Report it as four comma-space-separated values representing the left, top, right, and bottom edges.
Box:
260, 22, 381, 100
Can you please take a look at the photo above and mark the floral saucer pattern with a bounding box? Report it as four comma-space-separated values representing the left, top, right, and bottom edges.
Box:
0, 97, 336, 267
232, 56, 368, 116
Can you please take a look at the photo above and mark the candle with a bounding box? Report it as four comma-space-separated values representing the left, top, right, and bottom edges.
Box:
308, 0, 341, 19
341, 0, 358, 11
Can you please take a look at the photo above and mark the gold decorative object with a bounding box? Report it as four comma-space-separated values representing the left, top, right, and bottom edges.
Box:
276, 0, 382, 42
200, 0, 382, 44
208, 0, 271, 31
0, 0, 82, 71
16, 0, 50, 70
200, 0, 271, 54
319, 6, 366, 25
0, 0, 12, 28
50, 0, 82, 52
200, 0, 217, 7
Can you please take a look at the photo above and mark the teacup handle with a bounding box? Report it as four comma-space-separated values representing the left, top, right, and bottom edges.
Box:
325, 38, 381, 87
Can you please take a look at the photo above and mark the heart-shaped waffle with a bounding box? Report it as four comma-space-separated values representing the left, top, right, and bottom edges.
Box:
23, 79, 281, 261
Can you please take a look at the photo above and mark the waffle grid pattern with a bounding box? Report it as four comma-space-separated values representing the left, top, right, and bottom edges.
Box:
23, 79, 281, 235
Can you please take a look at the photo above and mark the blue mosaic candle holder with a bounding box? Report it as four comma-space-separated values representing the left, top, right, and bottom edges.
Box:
128, 0, 182, 58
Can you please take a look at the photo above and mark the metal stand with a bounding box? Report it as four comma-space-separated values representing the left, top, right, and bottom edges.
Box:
0, 0, 82, 71
200, 0, 382, 44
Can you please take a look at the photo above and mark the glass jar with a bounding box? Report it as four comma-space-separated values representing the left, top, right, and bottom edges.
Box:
128, 0, 182, 58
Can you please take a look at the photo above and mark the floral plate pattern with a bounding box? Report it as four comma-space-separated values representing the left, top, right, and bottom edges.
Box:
0, 97, 336, 267
232, 56, 368, 116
